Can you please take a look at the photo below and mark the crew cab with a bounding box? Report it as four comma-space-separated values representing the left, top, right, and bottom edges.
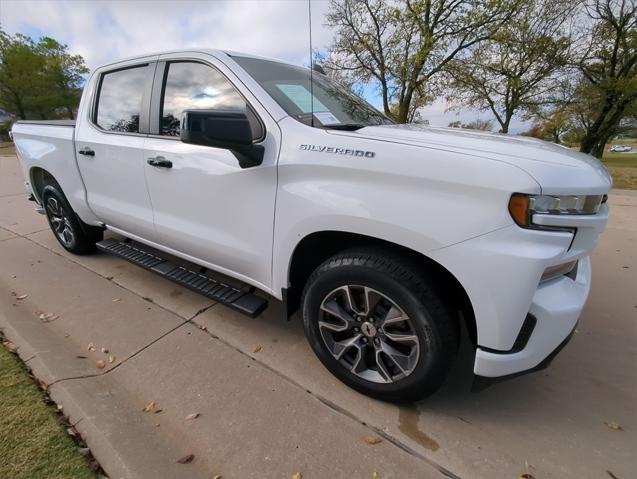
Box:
12, 49, 611, 401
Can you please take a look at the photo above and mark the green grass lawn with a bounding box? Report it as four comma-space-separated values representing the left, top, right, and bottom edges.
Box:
602, 151, 637, 167
0, 142, 16, 156
0, 344, 96, 479
602, 141, 637, 189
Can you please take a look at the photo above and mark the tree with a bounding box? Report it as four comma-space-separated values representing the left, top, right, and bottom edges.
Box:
323, 0, 519, 123
576, 0, 637, 158
0, 31, 45, 119
0, 30, 88, 120
447, 118, 493, 130
36, 37, 88, 120
444, 0, 574, 133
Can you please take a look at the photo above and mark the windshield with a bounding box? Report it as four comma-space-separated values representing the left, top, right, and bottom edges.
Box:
232, 56, 393, 129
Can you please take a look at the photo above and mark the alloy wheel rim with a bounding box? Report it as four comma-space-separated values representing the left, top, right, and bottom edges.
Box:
45, 197, 75, 247
318, 285, 420, 384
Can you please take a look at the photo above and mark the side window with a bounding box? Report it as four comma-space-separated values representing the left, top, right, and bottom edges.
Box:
96, 65, 148, 133
161, 62, 252, 137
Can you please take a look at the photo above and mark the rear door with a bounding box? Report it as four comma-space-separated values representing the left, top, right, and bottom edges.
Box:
75, 58, 157, 239
142, 53, 280, 291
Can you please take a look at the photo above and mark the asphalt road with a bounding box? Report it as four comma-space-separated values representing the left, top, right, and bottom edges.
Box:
1, 154, 635, 479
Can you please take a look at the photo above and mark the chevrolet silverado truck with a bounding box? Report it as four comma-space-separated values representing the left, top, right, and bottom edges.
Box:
12, 49, 611, 402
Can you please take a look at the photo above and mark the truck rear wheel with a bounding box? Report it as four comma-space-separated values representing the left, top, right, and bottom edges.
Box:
301, 248, 457, 402
41, 184, 103, 255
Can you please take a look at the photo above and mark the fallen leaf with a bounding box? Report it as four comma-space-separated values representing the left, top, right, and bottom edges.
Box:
371, 473, 380, 479
76, 355, 87, 359
291, 473, 302, 479
39, 312, 59, 322
364, 436, 382, 445
176, 454, 194, 464
108, 355, 116, 364
112, 298, 121, 302
185, 413, 200, 420
105, 276, 114, 280
198, 324, 208, 331
16, 294, 28, 300
253, 344, 262, 353
67, 427, 78, 437
95, 360, 106, 369
607, 470, 620, 479
517, 475, 535, 479
101, 347, 109, 354
212, 475, 222, 479
56, 404, 64, 411
2, 341, 17, 353
87, 342, 95, 351
143, 401, 156, 412
605, 421, 623, 431
38, 379, 48, 391
78, 447, 91, 457
154, 409, 163, 414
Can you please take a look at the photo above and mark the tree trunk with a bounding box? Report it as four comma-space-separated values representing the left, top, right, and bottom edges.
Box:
579, 92, 628, 158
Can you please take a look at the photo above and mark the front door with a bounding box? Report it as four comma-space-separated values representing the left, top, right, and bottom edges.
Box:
143, 56, 279, 291
74, 60, 156, 239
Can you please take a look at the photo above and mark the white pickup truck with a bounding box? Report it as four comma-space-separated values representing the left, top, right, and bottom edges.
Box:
12, 49, 611, 401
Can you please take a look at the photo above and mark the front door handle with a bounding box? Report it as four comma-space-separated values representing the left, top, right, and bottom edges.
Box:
78, 147, 95, 156
147, 156, 172, 168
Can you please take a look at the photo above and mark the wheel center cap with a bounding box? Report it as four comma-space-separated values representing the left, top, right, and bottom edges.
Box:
360, 322, 377, 338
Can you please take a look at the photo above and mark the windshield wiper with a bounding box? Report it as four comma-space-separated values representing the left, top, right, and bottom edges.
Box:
323, 123, 366, 131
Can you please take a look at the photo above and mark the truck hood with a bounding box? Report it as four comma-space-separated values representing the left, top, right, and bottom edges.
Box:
328, 124, 612, 194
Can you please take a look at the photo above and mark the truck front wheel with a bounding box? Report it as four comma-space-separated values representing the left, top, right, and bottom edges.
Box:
301, 249, 457, 402
41, 184, 103, 255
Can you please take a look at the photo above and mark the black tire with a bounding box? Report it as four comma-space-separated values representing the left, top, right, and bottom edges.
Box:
301, 248, 457, 402
41, 183, 103, 255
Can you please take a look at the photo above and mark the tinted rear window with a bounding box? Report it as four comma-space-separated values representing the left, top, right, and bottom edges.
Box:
96, 65, 148, 132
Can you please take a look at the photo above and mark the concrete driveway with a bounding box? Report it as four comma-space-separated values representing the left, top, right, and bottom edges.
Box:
1, 153, 635, 479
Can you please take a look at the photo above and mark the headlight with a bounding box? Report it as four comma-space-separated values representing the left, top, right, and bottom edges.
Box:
509, 193, 606, 229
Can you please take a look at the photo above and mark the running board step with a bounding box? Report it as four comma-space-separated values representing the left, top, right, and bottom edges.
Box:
96, 238, 268, 318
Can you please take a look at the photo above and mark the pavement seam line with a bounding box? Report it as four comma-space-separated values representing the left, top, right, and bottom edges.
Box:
47, 319, 190, 387
47, 304, 217, 387
10, 227, 460, 478
0, 192, 28, 198
13, 228, 216, 321
188, 317, 461, 479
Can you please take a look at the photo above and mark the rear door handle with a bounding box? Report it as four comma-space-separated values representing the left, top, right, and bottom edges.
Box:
78, 147, 95, 156
147, 156, 172, 168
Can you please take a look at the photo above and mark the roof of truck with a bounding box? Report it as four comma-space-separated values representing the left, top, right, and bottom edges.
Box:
98, 49, 301, 70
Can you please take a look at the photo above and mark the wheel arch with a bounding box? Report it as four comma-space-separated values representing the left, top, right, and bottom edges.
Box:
284, 230, 477, 345
30, 166, 58, 204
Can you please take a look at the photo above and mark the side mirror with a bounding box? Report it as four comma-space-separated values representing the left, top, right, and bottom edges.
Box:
180, 110, 264, 168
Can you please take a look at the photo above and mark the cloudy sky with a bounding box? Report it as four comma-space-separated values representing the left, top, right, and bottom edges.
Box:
0, 0, 527, 132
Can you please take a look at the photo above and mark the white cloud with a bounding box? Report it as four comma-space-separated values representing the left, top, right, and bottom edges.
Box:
0, 0, 530, 133
0, 0, 333, 69
420, 98, 530, 134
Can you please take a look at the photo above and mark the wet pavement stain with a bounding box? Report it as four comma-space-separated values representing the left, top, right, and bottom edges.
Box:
398, 406, 440, 451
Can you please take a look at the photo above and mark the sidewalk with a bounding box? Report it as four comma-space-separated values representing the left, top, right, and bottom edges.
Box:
1, 154, 636, 478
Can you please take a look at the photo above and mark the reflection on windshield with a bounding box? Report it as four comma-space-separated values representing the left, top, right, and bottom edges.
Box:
233, 56, 392, 129
162, 62, 245, 136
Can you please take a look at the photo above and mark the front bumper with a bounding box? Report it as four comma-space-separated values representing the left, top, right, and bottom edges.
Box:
427, 203, 606, 380
473, 255, 590, 378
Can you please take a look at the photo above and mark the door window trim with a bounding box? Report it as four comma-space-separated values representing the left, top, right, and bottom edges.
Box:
148, 58, 266, 142
89, 62, 157, 137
